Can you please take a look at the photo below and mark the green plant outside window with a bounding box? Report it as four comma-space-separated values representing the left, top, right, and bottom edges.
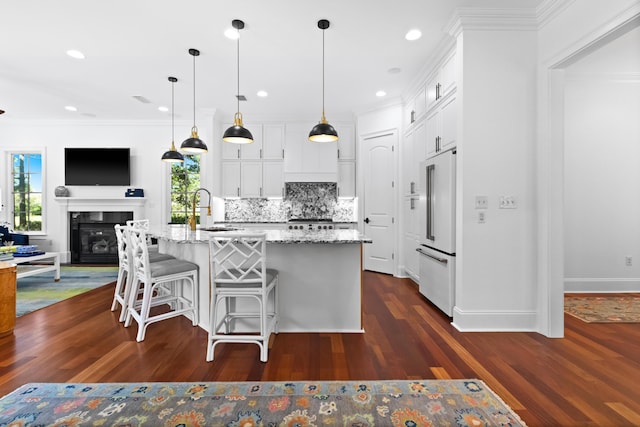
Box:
12, 153, 43, 232
170, 155, 201, 224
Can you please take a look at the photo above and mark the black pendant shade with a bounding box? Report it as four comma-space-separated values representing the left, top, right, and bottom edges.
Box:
181, 48, 208, 154
223, 19, 254, 145
309, 19, 338, 143
161, 77, 184, 163
223, 112, 254, 144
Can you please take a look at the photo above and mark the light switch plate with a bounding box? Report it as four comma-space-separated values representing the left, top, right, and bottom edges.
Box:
499, 196, 517, 209
475, 196, 488, 209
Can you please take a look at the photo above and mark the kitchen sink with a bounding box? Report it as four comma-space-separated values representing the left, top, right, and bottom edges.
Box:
201, 226, 239, 232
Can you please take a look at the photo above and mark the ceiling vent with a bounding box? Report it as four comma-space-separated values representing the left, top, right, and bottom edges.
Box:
132, 95, 151, 104
236, 95, 247, 101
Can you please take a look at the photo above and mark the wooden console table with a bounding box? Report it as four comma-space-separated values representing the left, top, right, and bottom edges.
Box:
13, 252, 60, 281
0, 262, 17, 336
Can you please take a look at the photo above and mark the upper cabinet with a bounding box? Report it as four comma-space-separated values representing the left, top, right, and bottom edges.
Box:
426, 51, 456, 111
221, 124, 284, 160
336, 124, 356, 161
284, 123, 338, 182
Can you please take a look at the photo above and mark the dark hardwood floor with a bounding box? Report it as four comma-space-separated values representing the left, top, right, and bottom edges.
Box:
2, 271, 639, 426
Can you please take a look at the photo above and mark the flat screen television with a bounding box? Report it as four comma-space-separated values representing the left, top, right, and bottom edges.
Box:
65, 148, 131, 186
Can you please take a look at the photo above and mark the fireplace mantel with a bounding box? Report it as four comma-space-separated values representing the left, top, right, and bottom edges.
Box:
54, 197, 146, 215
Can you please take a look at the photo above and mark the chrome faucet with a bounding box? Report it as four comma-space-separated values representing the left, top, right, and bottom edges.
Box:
188, 188, 212, 231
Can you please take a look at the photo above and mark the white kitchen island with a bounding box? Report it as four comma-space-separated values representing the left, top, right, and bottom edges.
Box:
150, 226, 371, 333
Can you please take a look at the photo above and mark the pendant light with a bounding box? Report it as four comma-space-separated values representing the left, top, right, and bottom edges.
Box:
161, 77, 184, 163
309, 19, 338, 143
223, 19, 254, 144
180, 48, 208, 153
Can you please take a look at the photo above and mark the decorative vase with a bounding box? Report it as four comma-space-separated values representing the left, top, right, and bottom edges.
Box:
54, 186, 70, 197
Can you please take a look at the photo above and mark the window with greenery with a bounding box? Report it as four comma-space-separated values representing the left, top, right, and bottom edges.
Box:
170, 155, 201, 224
12, 153, 43, 232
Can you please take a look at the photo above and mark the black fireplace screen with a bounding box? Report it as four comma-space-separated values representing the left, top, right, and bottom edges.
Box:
70, 211, 133, 264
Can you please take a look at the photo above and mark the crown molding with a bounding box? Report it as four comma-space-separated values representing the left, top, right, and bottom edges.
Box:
444, 7, 538, 37
536, 0, 577, 28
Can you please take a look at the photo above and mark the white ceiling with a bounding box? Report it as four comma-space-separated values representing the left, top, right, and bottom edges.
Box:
0, 0, 542, 123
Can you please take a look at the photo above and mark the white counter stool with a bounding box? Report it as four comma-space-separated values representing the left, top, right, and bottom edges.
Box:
111, 224, 174, 322
124, 227, 199, 342
207, 233, 278, 362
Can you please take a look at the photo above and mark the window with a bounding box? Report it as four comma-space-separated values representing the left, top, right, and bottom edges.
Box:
11, 152, 43, 232
170, 155, 201, 224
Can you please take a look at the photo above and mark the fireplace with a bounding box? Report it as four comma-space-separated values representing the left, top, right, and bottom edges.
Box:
70, 211, 133, 264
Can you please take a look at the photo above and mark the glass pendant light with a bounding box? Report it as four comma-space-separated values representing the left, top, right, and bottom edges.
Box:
309, 19, 338, 143
223, 19, 254, 144
181, 48, 208, 153
161, 77, 184, 163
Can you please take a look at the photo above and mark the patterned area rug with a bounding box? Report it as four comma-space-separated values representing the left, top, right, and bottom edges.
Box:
564, 296, 640, 323
0, 380, 526, 426
16, 266, 118, 317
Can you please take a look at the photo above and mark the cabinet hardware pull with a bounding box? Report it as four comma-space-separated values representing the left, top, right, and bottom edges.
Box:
260, 149, 263, 159
337, 149, 340, 159
410, 181, 415, 194
282, 149, 285, 159
237, 149, 240, 159
237, 187, 240, 197
260, 187, 263, 197
410, 198, 415, 210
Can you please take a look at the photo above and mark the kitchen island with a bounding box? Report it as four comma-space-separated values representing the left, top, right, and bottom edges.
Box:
149, 226, 371, 333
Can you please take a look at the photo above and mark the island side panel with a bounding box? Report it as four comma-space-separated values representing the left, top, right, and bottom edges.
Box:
267, 242, 363, 333
158, 239, 363, 333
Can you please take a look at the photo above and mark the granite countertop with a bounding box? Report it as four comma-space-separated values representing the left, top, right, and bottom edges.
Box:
150, 225, 372, 244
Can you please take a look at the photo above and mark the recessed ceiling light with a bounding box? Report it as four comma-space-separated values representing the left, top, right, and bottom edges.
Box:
405, 29, 422, 41
224, 28, 240, 40
158, 106, 169, 112
376, 91, 387, 97
257, 90, 268, 97
65, 106, 78, 112
66, 49, 85, 59
388, 67, 402, 74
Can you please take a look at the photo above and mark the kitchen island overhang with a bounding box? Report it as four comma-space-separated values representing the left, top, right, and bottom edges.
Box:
149, 226, 372, 334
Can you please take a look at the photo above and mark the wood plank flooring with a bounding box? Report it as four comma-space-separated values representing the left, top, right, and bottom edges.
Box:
2, 271, 639, 426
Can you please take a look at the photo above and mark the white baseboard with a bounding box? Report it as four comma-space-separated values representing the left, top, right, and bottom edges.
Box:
451, 306, 538, 332
564, 278, 640, 293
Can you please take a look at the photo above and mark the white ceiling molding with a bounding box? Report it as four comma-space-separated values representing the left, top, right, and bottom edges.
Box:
536, 0, 577, 29
445, 7, 538, 37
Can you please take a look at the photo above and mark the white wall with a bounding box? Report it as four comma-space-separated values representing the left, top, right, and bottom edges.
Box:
452, 28, 538, 331
564, 77, 640, 291
536, 0, 639, 336
0, 119, 211, 261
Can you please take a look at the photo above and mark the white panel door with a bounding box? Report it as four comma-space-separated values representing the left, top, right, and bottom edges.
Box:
240, 124, 262, 160
362, 132, 396, 274
263, 124, 285, 160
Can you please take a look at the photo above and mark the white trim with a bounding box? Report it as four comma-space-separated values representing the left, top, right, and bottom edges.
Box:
565, 278, 640, 293
536, 0, 577, 29
451, 306, 538, 332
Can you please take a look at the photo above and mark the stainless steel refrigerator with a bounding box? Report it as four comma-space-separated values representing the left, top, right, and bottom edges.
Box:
417, 149, 456, 316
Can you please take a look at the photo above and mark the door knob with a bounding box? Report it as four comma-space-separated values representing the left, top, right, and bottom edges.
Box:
364, 218, 370, 224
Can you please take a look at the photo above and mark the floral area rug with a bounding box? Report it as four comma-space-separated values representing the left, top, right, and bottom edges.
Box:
0, 380, 526, 426
564, 296, 640, 323
16, 266, 118, 317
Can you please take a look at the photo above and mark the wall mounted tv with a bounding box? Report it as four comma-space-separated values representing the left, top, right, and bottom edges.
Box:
65, 148, 131, 186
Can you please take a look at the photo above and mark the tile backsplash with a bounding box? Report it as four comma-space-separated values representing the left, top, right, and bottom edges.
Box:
224, 182, 356, 222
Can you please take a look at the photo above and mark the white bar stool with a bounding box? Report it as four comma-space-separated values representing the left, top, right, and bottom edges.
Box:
207, 232, 278, 362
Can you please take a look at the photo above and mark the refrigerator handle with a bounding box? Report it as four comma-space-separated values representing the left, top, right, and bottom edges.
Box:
426, 164, 435, 240
416, 247, 448, 264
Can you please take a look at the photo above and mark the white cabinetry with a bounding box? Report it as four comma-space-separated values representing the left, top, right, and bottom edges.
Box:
284, 123, 337, 182
337, 124, 356, 160
426, 51, 456, 110
338, 162, 356, 197
220, 123, 285, 198
426, 95, 457, 156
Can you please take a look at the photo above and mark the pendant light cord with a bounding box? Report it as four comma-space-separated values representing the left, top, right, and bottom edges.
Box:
171, 79, 175, 142
192, 53, 196, 129
237, 28, 241, 114
322, 27, 325, 116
